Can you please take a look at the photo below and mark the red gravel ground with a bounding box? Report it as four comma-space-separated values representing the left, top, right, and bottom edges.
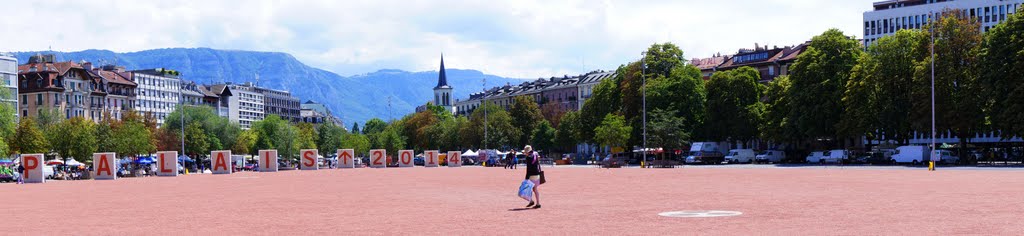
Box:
3, 166, 1023, 235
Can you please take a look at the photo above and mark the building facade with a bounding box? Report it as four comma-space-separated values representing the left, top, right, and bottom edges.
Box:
300, 100, 344, 127
200, 84, 232, 117
256, 86, 301, 122
17, 55, 107, 121
576, 71, 615, 109
223, 83, 265, 129
0, 53, 17, 119
863, 0, 1024, 45
131, 68, 182, 126
90, 64, 136, 120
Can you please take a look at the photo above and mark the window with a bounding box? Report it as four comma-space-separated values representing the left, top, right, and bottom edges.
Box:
21, 95, 26, 105
36, 94, 42, 105
22, 110, 27, 117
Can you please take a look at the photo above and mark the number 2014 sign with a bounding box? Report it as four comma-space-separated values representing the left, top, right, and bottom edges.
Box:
448, 151, 462, 167
398, 150, 414, 167
424, 150, 439, 167
369, 149, 387, 168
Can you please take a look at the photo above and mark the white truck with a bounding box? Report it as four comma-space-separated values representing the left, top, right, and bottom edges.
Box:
724, 149, 755, 164
893, 146, 929, 164
685, 142, 724, 165
754, 150, 785, 164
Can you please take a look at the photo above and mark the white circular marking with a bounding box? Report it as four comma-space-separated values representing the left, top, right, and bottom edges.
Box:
659, 210, 742, 218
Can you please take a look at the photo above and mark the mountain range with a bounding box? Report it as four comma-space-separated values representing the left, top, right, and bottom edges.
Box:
12, 48, 527, 126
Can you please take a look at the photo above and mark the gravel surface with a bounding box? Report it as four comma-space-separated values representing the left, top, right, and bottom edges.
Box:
3, 166, 1023, 235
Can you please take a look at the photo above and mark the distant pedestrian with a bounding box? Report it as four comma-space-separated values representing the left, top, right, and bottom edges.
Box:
511, 150, 519, 170
16, 165, 24, 184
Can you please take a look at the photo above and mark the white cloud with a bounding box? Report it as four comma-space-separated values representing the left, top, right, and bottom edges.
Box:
0, 0, 876, 78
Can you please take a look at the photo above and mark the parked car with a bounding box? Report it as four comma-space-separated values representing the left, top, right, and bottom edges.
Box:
822, 150, 849, 164
934, 150, 958, 165
685, 142, 724, 164
413, 157, 425, 166
724, 149, 755, 164
755, 150, 786, 164
893, 146, 928, 165
856, 151, 894, 165
806, 151, 826, 163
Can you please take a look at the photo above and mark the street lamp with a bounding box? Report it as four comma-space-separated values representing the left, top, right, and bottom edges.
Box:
929, 12, 937, 171
642, 51, 648, 168
483, 77, 488, 151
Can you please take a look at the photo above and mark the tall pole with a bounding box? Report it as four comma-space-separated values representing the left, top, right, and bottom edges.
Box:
930, 12, 936, 171
483, 77, 487, 150
642, 52, 648, 168
179, 77, 185, 174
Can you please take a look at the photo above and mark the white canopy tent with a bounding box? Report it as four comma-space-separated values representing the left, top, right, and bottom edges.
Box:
461, 149, 479, 157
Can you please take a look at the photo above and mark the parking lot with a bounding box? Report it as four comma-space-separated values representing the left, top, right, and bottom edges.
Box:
2, 166, 1023, 235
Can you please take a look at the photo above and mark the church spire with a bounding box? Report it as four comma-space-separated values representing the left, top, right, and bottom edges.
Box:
435, 53, 450, 89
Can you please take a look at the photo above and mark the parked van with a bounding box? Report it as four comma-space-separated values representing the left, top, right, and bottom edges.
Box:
823, 150, 849, 164
754, 150, 785, 163
806, 151, 826, 163
724, 149, 755, 164
685, 142, 724, 164
893, 146, 928, 164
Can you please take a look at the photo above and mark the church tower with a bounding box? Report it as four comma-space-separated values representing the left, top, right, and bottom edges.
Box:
433, 54, 453, 113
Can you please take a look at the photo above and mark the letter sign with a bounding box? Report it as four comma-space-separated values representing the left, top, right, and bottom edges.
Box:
93, 152, 117, 180
448, 151, 462, 167
259, 150, 278, 172
424, 150, 439, 167
300, 149, 319, 170
337, 149, 355, 168
369, 149, 387, 168
157, 151, 178, 177
20, 154, 44, 183
399, 150, 414, 167
211, 150, 232, 174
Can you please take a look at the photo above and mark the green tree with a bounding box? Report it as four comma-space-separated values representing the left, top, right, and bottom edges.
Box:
403, 110, 438, 150
554, 111, 581, 151
845, 29, 922, 145
980, 8, 1024, 140
838, 53, 878, 145
594, 114, 631, 153
509, 96, 544, 147
316, 122, 346, 156
531, 120, 555, 154
705, 67, 764, 145
233, 129, 257, 155
913, 10, 984, 162
48, 117, 97, 163
647, 108, 690, 160
378, 123, 406, 156
11, 119, 49, 154
252, 115, 299, 162
296, 123, 317, 150
113, 119, 156, 158
645, 63, 706, 139
184, 123, 209, 158
787, 28, 863, 147
35, 107, 64, 129
341, 133, 371, 156
579, 78, 620, 144
462, 101, 520, 150
362, 118, 387, 135
351, 122, 360, 134
0, 88, 15, 156
761, 75, 797, 143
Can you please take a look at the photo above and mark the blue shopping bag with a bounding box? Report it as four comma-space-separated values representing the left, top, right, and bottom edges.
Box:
518, 179, 535, 201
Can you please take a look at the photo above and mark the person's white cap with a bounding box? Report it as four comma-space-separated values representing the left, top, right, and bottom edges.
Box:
524, 145, 533, 152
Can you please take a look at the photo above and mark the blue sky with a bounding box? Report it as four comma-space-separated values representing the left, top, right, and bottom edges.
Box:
2, 0, 877, 78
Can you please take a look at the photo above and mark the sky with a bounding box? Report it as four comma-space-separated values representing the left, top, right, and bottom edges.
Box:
2, 0, 878, 78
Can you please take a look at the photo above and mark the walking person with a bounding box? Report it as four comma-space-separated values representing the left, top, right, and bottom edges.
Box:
16, 164, 24, 184
506, 150, 517, 169
511, 150, 519, 170
523, 145, 542, 209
